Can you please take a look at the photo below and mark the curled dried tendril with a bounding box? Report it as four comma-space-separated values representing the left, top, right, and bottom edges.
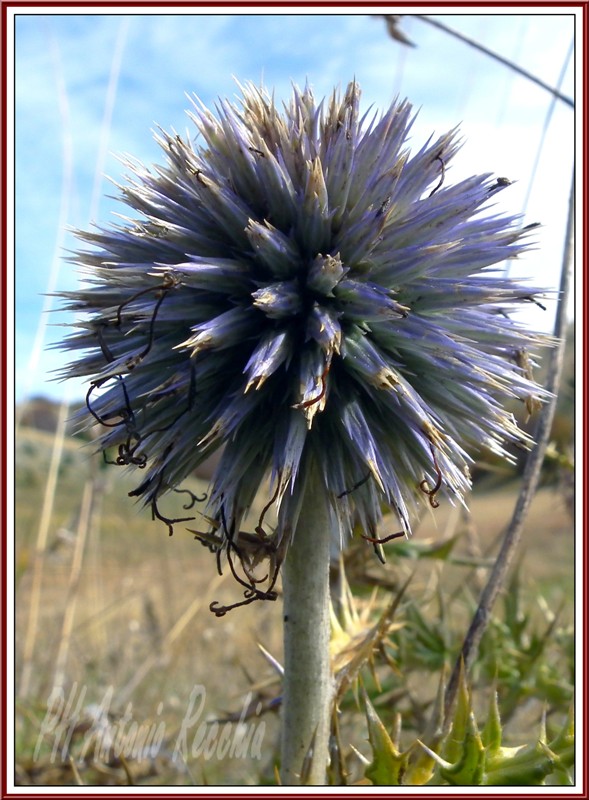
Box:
194, 484, 284, 616
428, 151, 446, 197
103, 431, 147, 468
210, 588, 278, 618
87, 274, 211, 537
151, 498, 196, 536
146, 462, 200, 535
334, 472, 405, 558
115, 271, 181, 326
255, 478, 281, 535
174, 487, 208, 509
361, 530, 405, 545
292, 363, 330, 410
419, 442, 443, 508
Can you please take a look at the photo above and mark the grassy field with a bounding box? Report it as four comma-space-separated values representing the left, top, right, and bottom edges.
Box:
14, 424, 574, 786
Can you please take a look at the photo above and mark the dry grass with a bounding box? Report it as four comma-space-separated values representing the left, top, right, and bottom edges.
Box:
14, 425, 574, 786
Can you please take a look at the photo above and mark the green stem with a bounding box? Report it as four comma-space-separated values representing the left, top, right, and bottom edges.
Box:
280, 466, 334, 785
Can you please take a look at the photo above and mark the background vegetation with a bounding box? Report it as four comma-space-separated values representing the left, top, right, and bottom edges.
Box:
14, 327, 575, 786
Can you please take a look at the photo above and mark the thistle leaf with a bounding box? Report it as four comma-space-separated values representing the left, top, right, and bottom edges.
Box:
363, 690, 409, 785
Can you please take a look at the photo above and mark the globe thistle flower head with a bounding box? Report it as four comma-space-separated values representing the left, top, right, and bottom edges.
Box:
57, 80, 549, 612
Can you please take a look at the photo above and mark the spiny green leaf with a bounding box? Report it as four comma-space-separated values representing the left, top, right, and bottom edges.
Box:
434, 661, 486, 785
443, 660, 473, 764
484, 708, 574, 786
484, 740, 558, 786
363, 690, 409, 785
481, 687, 503, 754
403, 666, 447, 785
440, 712, 486, 785
548, 706, 575, 769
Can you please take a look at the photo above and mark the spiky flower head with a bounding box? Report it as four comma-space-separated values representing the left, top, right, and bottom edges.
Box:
58, 81, 548, 610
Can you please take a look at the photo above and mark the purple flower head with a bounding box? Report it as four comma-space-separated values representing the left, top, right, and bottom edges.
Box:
57, 81, 549, 612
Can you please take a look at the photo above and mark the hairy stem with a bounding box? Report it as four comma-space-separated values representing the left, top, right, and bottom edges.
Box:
281, 466, 334, 785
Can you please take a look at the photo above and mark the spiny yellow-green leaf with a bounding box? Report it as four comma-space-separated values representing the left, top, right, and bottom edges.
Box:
404, 741, 437, 786
548, 706, 575, 769
439, 711, 486, 785
330, 567, 408, 705
432, 662, 486, 785
443, 660, 473, 764
484, 740, 557, 786
363, 690, 408, 785
544, 720, 574, 784
540, 742, 574, 784
415, 739, 453, 774
483, 709, 573, 787
481, 705, 573, 786
481, 687, 503, 755
403, 667, 447, 785
550, 705, 574, 747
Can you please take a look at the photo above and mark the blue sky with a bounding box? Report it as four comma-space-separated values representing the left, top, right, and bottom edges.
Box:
12, 8, 576, 403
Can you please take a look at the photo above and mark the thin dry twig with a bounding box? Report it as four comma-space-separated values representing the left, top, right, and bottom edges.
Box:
444, 169, 575, 721
19, 399, 70, 699
415, 15, 574, 108
53, 480, 94, 690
